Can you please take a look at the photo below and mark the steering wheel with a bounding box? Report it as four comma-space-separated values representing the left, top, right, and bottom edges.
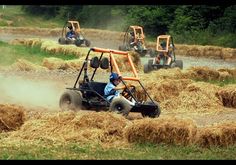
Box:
121, 85, 136, 100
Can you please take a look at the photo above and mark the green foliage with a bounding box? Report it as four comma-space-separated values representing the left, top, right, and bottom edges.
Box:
0, 41, 77, 66
0, 140, 235, 160
194, 78, 236, 87
22, 5, 61, 19
2, 5, 236, 47
171, 30, 236, 48
126, 5, 177, 35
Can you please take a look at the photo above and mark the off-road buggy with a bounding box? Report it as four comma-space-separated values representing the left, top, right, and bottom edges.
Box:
118, 26, 154, 57
58, 20, 91, 47
144, 35, 183, 73
59, 47, 161, 118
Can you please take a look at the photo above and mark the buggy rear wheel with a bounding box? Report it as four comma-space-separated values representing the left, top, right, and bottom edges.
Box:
175, 60, 183, 69
147, 48, 157, 57
119, 45, 128, 51
59, 90, 84, 111
144, 63, 150, 73
109, 97, 131, 117
144, 59, 154, 73
84, 39, 91, 47
141, 101, 161, 118
58, 37, 67, 44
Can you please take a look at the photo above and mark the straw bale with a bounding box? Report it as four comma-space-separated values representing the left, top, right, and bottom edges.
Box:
143, 78, 192, 102
174, 44, 190, 56
124, 117, 197, 146
222, 48, 236, 61
186, 66, 220, 81
49, 28, 60, 36
9, 38, 27, 45
42, 57, 67, 70
186, 46, 203, 57
218, 71, 232, 81
65, 59, 83, 71
201, 46, 222, 59
216, 85, 236, 108
197, 122, 236, 147
128, 51, 142, 69
42, 57, 83, 71
9, 38, 42, 47
10, 59, 47, 71
0, 104, 25, 132
218, 68, 236, 79
74, 112, 129, 142
155, 68, 186, 80
161, 81, 222, 113
1, 27, 236, 60
9, 111, 130, 144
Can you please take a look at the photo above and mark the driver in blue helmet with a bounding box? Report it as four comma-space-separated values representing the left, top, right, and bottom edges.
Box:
104, 72, 123, 102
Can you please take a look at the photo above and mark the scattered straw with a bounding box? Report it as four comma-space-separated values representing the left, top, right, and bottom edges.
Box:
0, 104, 25, 132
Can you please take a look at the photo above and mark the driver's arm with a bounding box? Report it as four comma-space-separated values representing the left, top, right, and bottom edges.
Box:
114, 85, 126, 90
114, 84, 133, 90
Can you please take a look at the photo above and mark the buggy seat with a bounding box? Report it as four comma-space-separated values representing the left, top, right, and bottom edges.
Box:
87, 81, 107, 97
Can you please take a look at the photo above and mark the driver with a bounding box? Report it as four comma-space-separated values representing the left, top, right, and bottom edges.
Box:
104, 72, 124, 102
66, 25, 76, 40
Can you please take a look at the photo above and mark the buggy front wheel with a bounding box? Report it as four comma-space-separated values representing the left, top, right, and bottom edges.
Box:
109, 97, 132, 117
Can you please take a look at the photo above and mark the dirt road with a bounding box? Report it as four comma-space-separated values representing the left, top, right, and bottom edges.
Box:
1, 33, 235, 69
0, 32, 235, 127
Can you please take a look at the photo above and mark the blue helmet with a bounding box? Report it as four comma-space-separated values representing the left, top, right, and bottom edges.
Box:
110, 72, 121, 81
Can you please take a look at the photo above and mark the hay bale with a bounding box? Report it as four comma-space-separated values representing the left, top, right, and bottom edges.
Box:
42, 58, 83, 71
9, 111, 130, 145
65, 59, 83, 71
152, 68, 186, 80
124, 117, 197, 146
216, 85, 236, 108
142, 78, 192, 102
128, 51, 141, 69
9, 38, 42, 47
42, 57, 67, 70
218, 68, 236, 79
186, 66, 220, 81
161, 81, 222, 113
10, 59, 47, 71
175, 44, 190, 56
0, 104, 25, 132
8, 38, 26, 45
74, 112, 128, 142
201, 46, 222, 59
197, 122, 236, 147
222, 48, 236, 61
186, 46, 203, 57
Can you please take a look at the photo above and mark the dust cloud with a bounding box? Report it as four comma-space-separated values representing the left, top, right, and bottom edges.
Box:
0, 73, 63, 110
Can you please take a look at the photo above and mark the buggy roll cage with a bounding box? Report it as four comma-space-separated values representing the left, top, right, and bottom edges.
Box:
73, 47, 155, 104
156, 35, 176, 61
61, 21, 81, 38
123, 26, 146, 48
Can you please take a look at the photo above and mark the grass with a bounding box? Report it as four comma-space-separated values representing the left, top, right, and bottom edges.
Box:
0, 5, 63, 28
0, 140, 235, 160
0, 41, 77, 66
194, 78, 236, 87
170, 30, 236, 48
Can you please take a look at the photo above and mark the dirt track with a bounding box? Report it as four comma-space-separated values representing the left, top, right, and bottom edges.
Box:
0, 32, 236, 127
1, 33, 235, 69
